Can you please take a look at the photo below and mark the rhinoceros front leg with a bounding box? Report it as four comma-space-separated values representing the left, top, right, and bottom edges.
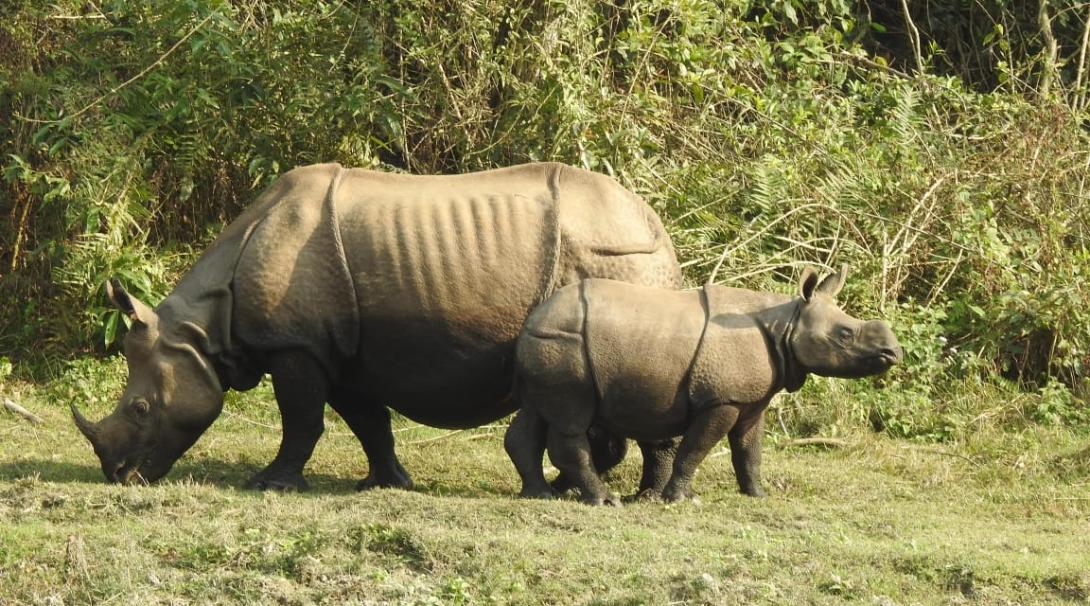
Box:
661, 404, 740, 502
327, 395, 413, 491
728, 408, 767, 498
246, 351, 328, 491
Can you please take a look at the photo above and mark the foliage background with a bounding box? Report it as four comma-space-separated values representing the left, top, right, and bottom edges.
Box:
2, 0, 1089, 438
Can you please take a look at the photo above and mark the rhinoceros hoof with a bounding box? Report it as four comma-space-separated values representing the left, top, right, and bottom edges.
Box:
626, 488, 664, 503
662, 486, 694, 503
356, 473, 413, 491
246, 473, 309, 492
740, 485, 767, 498
549, 474, 576, 494
519, 486, 558, 500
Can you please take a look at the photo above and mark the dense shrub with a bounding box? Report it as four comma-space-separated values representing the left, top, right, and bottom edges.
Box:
1, 0, 1088, 434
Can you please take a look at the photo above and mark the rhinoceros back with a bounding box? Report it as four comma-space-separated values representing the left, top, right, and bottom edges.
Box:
582, 280, 705, 416
333, 165, 563, 424
230, 162, 677, 427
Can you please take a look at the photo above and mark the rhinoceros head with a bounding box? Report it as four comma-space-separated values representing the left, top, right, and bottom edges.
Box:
72, 279, 224, 484
788, 266, 902, 379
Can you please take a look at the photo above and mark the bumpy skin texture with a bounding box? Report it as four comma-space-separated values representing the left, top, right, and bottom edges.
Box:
75, 162, 682, 490
508, 268, 903, 503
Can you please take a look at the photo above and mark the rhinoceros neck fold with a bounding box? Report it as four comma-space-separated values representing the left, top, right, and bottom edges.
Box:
155, 291, 252, 393
154, 184, 271, 392
757, 299, 807, 393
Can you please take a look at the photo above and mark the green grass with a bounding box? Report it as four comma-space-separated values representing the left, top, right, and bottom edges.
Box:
1, 369, 1088, 605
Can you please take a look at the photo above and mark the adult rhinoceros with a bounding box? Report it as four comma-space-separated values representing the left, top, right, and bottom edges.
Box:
71, 162, 682, 491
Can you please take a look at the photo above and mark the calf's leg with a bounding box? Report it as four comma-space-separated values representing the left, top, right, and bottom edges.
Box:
661, 404, 740, 502
728, 409, 767, 497
551, 426, 627, 493
246, 351, 328, 491
632, 438, 680, 500
547, 429, 620, 506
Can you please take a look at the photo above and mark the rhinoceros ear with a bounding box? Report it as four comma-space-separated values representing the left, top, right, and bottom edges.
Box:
106, 278, 158, 326
799, 267, 820, 302
816, 264, 848, 298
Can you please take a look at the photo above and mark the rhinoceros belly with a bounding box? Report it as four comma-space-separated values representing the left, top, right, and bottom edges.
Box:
334, 167, 560, 427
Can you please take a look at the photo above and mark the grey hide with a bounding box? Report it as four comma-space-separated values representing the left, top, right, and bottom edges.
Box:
73, 162, 681, 490
506, 267, 902, 504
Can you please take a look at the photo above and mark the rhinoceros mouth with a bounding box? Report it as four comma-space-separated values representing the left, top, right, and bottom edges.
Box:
112, 455, 150, 485
868, 351, 900, 373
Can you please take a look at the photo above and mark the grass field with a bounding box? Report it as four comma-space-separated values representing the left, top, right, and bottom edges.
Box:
1, 366, 1088, 605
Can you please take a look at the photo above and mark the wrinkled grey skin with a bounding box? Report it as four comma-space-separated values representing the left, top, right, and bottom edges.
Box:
506, 266, 902, 505
72, 162, 682, 489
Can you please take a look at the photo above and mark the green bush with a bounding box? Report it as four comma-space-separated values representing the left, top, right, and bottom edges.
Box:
1, 0, 1088, 435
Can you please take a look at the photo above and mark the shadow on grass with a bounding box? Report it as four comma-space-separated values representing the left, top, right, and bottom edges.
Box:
0, 457, 360, 495
0, 459, 103, 483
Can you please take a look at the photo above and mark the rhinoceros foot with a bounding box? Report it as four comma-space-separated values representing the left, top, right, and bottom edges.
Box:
739, 484, 767, 498
356, 461, 413, 491
626, 487, 665, 503
661, 484, 694, 503
518, 485, 558, 500
549, 474, 576, 494
246, 468, 310, 492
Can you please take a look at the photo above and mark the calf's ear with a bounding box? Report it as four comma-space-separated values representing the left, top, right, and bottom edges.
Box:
816, 264, 848, 298
799, 267, 820, 302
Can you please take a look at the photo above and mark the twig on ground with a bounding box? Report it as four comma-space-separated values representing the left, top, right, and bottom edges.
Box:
220, 409, 277, 430
708, 447, 732, 459
781, 437, 850, 449
407, 429, 467, 445
406, 425, 507, 445
903, 446, 982, 468
3, 398, 44, 425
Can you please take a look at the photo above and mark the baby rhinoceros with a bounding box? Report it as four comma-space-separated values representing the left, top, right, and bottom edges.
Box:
505, 266, 902, 504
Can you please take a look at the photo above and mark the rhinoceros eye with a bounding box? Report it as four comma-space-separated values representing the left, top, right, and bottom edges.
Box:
131, 398, 150, 416
836, 326, 855, 342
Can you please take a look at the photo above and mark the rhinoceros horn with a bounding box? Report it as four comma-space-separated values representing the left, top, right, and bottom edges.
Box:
70, 402, 101, 447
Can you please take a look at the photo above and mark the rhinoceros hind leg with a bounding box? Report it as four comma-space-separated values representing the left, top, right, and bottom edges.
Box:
246, 351, 328, 491
547, 430, 619, 506
504, 409, 556, 499
328, 395, 414, 491
551, 426, 627, 493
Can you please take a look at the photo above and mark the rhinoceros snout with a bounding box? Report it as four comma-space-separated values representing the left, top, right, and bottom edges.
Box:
105, 458, 147, 485
878, 345, 903, 365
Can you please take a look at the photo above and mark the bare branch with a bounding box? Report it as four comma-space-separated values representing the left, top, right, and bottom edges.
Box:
3, 398, 43, 425
18, 13, 215, 125
900, 0, 924, 74
1038, 0, 1061, 97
